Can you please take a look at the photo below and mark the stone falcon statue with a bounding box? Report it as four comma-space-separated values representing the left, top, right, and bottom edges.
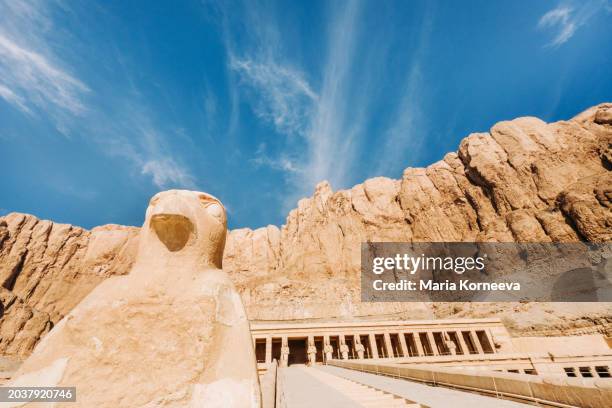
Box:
4, 190, 262, 408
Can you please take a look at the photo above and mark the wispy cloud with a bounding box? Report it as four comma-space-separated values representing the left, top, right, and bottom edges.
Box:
0, 1, 89, 127
0, 35, 89, 115
538, 6, 576, 47
222, 0, 365, 209
229, 0, 433, 202
299, 0, 362, 193
230, 58, 317, 137
250, 143, 300, 173
142, 159, 196, 189
0, 0, 196, 191
375, 65, 423, 176
0, 83, 31, 114
202, 86, 218, 138
375, 8, 433, 176
538, 1, 608, 47
95, 104, 197, 190
86, 101, 198, 190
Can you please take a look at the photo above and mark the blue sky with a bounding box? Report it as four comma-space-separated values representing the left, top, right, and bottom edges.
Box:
1, 0, 611, 230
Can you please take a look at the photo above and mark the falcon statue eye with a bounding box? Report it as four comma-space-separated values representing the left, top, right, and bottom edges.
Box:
205, 203, 225, 222
198, 194, 225, 223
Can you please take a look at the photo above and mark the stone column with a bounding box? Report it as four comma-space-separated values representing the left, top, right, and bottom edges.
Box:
339, 334, 346, 345
413, 333, 424, 356
368, 333, 379, 359
383, 333, 394, 358
457, 331, 469, 355
427, 331, 439, 356
485, 329, 496, 354
471, 330, 484, 354
398, 333, 408, 358
265, 336, 272, 364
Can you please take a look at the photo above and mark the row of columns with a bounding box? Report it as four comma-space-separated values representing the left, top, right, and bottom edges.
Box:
257, 329, 495, 365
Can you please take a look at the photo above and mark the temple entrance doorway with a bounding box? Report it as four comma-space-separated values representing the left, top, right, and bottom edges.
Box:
359, 335, 372, 358
288, 338, 307, 366
314, 336, 324, 363
345, 335, 356, 359
255, 339, 266, 363
375, 334, 388, 358
271, 338, 282, 362
329, 336, 340, 359
390, 334, 403, 357
404, 333, 419, 356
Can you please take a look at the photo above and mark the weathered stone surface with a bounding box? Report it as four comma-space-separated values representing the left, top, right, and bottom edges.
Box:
557, 173, 612, 241
594, 106, 612, 125
0, 288, 52, 358
7, 190, 260, 407
0, 214, 138, 357
231, 103, 611, 326
0, 103, 611, 357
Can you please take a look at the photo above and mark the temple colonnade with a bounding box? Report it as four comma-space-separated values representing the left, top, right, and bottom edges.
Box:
252, 319, 504, 370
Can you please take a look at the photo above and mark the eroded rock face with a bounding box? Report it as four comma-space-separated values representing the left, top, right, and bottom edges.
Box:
0, 103, 611, 358
0, 215, 138, 357
230, 103, 612, 327
7, 190, 261, 408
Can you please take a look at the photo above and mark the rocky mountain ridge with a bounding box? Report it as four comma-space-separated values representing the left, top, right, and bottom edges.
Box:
1, 103, 611, 357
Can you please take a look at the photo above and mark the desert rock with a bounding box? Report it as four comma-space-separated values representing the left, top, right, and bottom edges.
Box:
0, 103, 611, 358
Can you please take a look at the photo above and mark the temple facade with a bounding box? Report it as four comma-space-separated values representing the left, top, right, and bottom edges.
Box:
252, 318, 612, 379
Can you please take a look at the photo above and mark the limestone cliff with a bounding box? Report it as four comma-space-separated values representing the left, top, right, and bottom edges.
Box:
1, 103, 611, 357
0, 216, 138, 357
226, 103, 611, 327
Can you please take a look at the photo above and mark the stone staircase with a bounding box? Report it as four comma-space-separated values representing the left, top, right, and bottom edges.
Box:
302, 366, 426, 407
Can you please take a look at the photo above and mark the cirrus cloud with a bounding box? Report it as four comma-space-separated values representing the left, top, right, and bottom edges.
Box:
538, 1, 609, 47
